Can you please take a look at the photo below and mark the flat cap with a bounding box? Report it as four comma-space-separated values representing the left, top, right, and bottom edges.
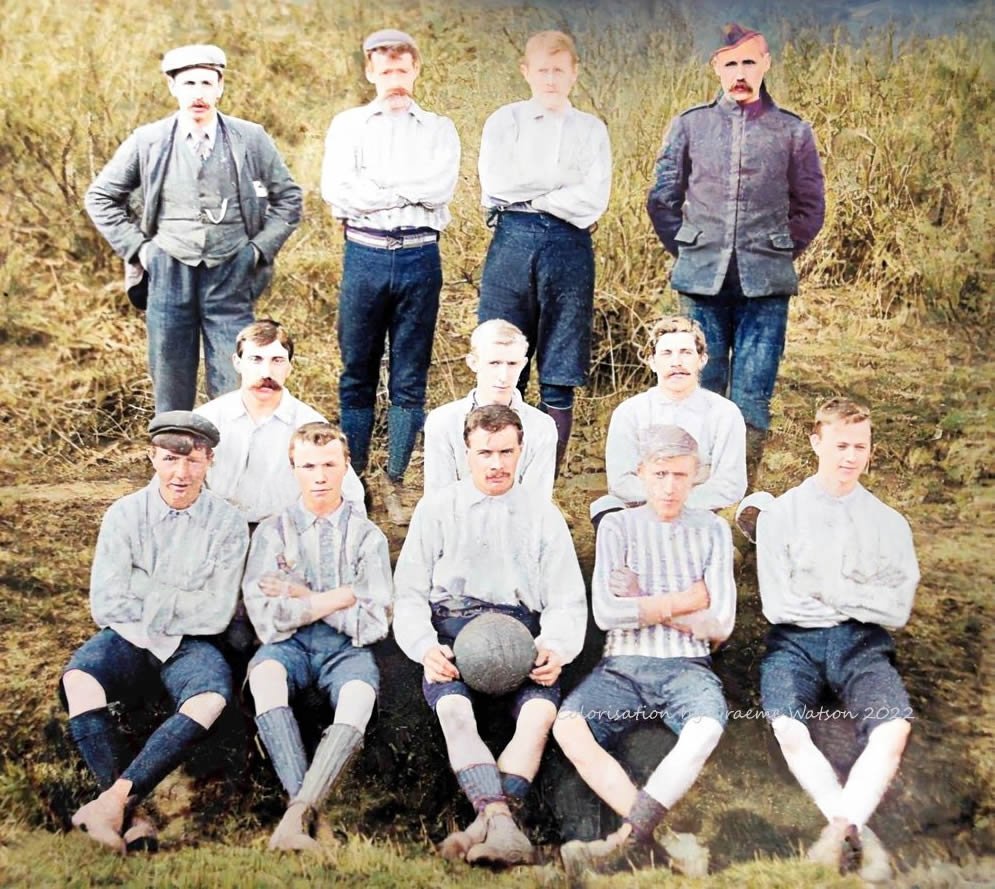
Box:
148, 411, 220, 447
161, 44, 227, 76
362, 29, 418, 53
710, 22, 766, 60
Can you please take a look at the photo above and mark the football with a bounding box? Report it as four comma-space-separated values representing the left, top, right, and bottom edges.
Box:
453, 612, 538, 695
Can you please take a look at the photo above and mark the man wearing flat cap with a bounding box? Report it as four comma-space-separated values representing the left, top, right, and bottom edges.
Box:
85, 44, 303, 414
554, 425, 736, 876
60, 411, 249, 853
647, 23, 825, 477
321, 29, 460, 526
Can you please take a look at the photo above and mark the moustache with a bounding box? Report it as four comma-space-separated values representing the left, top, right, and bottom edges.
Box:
386, 87, 411, 98
254, 378, 283, 391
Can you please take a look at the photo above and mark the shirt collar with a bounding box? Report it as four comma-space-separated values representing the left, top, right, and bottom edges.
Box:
290, 496, 349, 531
650, 385, 708, 413
364, 97, 428, 123
146, 479, 202, 522
456, 476, 523, 511
177, 114, 219, 145
466, 388, 525, 411
525, 97, 572, 120
804, 475, 865, 505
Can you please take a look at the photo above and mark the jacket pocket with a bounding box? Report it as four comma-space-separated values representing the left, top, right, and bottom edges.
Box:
675, 223, 703, 246
769, 232, 795, 251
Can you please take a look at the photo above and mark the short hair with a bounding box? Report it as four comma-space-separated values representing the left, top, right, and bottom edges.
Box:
150, 432, 213, 456
523, 30, 578, 66
463, 404, 524, 446
235, 318, 294, 360
288, 421, 351, 466
813, 397, 872, 436
636, 424, 700, 465
644, 316, 708, 362
366, 42, 421, 67
469, 319, 529, 356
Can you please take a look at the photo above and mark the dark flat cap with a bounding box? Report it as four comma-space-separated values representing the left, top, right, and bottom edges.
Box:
161, 44, 226, 76
711, 23, 766, 60
148, 411, 220, 447
363, 29, 418, 53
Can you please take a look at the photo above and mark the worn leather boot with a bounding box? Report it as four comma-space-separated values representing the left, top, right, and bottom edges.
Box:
438, 810, 488, 860
268, 800, 318, 852
465, 807, 533, 866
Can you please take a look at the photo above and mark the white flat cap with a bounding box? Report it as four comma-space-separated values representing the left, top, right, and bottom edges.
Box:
161, 44, 226, 76
362, 29, 418, 53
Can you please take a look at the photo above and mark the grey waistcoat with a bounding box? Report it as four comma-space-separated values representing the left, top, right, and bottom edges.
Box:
155, 130, 248, 267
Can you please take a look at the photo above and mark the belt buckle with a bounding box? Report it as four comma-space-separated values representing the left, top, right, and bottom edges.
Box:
386, 234, 403, 250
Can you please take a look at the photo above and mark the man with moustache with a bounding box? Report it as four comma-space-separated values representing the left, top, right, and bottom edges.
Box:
755, 398, 918, 881
242, 422, 392, 852
591, 316, 746, 529
61, 412, 248, 853
321, 29, 460, 525
85, 44, 302, 413
477, 30, 612, 476
647, 23, 825, 474
422, 319, 557, 499
196, 319, 365, 527
393, 404, 586, 866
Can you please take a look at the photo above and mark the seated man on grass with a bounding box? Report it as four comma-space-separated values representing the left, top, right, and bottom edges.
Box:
555, 425, 735, 876
243, 422, 392, 852
61, 411, 248, 853
757, 397, 918, 881
394, 404, 586, 866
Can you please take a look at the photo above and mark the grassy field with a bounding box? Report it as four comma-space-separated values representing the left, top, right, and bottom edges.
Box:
1, 0, 992, 885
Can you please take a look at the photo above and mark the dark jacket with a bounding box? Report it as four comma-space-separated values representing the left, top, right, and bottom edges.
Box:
647, 90, 825, 297
85, 112, 303, 305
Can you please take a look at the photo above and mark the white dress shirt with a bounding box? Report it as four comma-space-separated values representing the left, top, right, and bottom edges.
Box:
91, 482, 249, 661
393, 479, 586, 666
196, 389, 365, 523
321, 99, 460, 232
592, 386, 747, 517
593, 505, 736, 660
479, 98, 611, 230
422, 389, 557, 500
757, 477, 919, 629
243, 499, 392, 647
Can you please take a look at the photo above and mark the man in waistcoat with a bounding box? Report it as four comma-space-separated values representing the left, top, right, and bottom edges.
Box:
85, 44, 303, 412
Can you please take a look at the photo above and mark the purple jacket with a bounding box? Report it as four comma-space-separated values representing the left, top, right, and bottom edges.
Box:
647, 90, 825, 297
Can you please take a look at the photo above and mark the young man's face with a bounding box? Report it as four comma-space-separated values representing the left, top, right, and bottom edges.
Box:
711, 36, 770, 105
811, 418, 871, 495
366, 51, 419, 111
637, 453, 697, 521
149, 445, 212, 510
233, 339, 292, 400
467, 340, 528, 406
291, 439, 349, 514
652, 331, 705, 399
466, 425, 522, 497
168, 67, 223, 125
520, 48, 577, 113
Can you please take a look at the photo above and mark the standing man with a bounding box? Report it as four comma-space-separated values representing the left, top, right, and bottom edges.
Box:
393, 405, 586, 866
61, 412, 248, 853
757, 397, 918, 881
422, 319, 557, 499
555, 426, 735, 876
85, 44, 303, 413
321, 29, 460, 526
243, 422, 392, 852
591, 316, 746, 528
196, 319, 365, 525
647, 23, 825, 473
477, 30, 612, 476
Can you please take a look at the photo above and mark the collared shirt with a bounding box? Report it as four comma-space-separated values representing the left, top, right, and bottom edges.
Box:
593, 505, 736, 660
320, 98, 460, 232
479, 98, 611, 230
177, 115, 219, 160
243, 499, 392, 647
195, 389, 365, 523
757, 477, 919, 629
422, 389, 558, 499
592, 386, 746, 517
90, 481, 249, 661
393, 479, 586, 665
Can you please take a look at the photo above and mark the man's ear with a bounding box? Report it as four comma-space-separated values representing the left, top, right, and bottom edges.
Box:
809, 432, 821, 455
466, 353, 479, 373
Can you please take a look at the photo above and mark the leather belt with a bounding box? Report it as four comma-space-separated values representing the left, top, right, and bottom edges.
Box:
344, 227, 439, 250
